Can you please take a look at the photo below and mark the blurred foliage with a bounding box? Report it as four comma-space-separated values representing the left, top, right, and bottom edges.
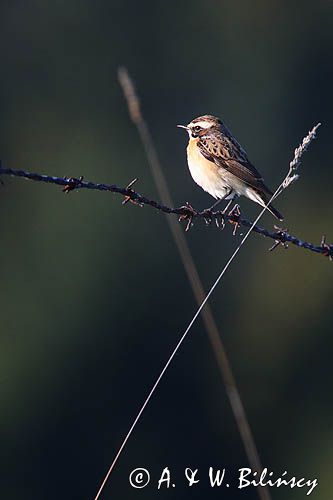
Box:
0, 1, 332, 499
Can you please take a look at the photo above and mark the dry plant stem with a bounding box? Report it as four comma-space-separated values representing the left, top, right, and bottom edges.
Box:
0, 109, 323, 500
92, 75, 321, 499
281, 123, 321, 191
118, 67, 271, 500
0, 165, 330, 258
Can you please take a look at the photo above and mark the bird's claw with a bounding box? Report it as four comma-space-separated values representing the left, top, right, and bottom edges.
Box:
201, 208, 214, 225
213, 211, 226, 229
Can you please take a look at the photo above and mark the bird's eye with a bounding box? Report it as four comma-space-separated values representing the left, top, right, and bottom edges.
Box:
193, 125, 201, 132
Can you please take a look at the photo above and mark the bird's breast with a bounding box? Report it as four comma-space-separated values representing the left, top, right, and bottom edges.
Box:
186, 139, 230, 199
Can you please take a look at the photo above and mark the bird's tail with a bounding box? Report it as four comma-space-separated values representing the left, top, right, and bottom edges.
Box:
258, 191, 284, 221
265, 202, 284, 221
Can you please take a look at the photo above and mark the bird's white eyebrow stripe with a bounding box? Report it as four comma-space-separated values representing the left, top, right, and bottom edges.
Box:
190, 120, 212, 129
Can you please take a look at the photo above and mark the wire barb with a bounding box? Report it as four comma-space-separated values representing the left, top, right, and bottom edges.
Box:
178, 202, 198, 231
268, 225, 289, 252
0, 165, 330, 259
62, 176, 84, 193
228, 203, 241, 236
122, 177, 143, 206
320, 235, 333, 261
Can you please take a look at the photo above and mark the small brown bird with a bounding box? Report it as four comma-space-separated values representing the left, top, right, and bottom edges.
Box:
178, 115, 283, 221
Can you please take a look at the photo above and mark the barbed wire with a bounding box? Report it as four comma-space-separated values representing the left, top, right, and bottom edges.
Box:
0, 164, 331, 259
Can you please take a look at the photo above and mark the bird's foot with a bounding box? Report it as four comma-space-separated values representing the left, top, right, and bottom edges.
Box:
178, 202, 198, 232
200, 207, 214, 225
213, 210, 226, 229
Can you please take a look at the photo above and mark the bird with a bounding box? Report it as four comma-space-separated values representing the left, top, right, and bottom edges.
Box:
177, 114, 283, 221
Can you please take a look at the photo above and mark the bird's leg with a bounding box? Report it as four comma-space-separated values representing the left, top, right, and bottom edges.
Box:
209, 198, 223, 211
221, 197, 234, 214
219, 191, 235, 228
207, 191, 233, 212
202, 190, 234, 227
200, 200, 218, 225
201, 199, 221, 223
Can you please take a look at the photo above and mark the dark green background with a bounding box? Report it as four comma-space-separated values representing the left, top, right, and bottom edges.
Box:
0, 1, 332, 499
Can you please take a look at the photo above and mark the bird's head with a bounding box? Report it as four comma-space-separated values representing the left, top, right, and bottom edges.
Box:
177, 115, 222, 139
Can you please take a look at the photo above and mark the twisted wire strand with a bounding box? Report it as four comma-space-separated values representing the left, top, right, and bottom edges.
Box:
0, 165, 331, 258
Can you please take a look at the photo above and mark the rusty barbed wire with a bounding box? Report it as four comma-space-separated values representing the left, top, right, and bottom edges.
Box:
0, 165, 332, 259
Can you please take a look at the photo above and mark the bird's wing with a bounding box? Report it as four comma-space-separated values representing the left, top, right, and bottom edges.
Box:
198, 132, 272, 194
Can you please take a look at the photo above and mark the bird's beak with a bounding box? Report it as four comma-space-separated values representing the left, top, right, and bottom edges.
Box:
177, 124, 189, 130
